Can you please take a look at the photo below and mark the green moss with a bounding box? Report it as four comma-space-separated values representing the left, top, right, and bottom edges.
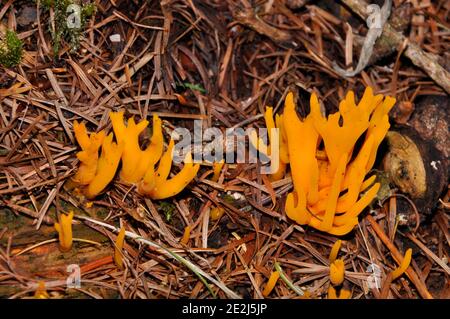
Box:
221, 193, 236, 204
81, 3, 96, 17
0, 30, 23, 68
159, 202, 176, 222
0, 208, 25, 231
176, 82, 207, 94
41, 0, 96, 55
366, 169, 392, 208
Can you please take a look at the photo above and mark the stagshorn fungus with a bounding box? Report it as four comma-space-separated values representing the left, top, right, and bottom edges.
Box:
72, 111, 199, 201
255, 87, 396, 235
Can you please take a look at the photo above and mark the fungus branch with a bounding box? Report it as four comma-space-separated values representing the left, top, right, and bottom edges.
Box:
256, 87, 394, 235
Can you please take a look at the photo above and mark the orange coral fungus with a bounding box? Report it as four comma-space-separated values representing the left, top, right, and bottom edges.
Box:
257, 87, 396, 235
137, 139, 200, 199
252, 88, 394, 234
72, 121, 122, 198
72, 111, 199, 201
110, 112, 163, 184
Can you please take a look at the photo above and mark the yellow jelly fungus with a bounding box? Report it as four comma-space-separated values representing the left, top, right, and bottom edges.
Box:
34, 281, 49, 299
181, 225, 191, 245
0, 82, 32, 98
262, 270, 280, 297
365, 95, 396, 171
54, 211, 74, 252
211, 160, 225, 182
328, 286, 351, 299
330, 259, 345, 286
391, 248, 412, 280
210, 207, 225, 221
72, 121, 123, 198
329, 240, 342, 263
85, 133, 123, 199
139, 164, 157, 195
110, 111, 163, 184
114, 226, 126, 270
279, 87, 394, 235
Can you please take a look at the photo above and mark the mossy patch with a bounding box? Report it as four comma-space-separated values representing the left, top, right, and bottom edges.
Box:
0, 30, 23, 67
40, 0, 96, 55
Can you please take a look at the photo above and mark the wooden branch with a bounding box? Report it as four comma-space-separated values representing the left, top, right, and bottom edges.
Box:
341, 0, 450, 94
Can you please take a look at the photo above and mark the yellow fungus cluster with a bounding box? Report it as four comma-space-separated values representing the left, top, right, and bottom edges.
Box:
72, 112, 199, 200
256, 87, 395, 235
73, 121, 123, 199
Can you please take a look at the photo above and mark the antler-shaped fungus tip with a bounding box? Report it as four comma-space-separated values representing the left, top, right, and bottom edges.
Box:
85, 133, 123, 199
54, 211, 74, 252
72, 123, 106, 186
